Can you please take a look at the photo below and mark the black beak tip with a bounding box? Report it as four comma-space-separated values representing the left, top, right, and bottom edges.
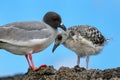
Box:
52, 44, 59, 53
52, 45, 56, 53
64, 27, 67, 31
52, 49, 55, 53
60, 23, 67, 31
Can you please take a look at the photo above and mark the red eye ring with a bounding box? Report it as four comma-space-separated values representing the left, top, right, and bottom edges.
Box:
53, 16, 58, 21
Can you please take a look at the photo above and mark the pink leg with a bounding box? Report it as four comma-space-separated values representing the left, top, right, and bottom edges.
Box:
25, 53, 47, 71
39, 64, 47, 69
29, 54, 47, 70
86, 55, 89, 70
25, 54, 37, 71
29, 54, 36, 70
25, 55, 32, 69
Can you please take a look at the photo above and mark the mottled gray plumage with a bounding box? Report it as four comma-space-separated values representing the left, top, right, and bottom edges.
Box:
68, 25, 106, 45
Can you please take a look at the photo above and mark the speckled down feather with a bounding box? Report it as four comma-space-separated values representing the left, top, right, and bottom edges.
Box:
68, 25, 106, 45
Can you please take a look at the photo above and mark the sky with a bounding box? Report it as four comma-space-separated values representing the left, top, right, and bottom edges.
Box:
0, 0, 120, 77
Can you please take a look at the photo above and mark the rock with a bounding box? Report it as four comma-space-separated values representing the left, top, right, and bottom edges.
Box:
0, 66, 120, 80
0, 74, 24, 80
23, 66, 56, 80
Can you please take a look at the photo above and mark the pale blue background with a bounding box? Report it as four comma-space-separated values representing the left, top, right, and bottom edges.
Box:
0, 0, 120, 77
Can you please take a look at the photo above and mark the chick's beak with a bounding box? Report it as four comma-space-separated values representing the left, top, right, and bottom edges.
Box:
52, 43, 60, 53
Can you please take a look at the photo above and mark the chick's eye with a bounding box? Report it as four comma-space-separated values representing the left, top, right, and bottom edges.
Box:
57, 35, 62, 40
70, 31, 75, 36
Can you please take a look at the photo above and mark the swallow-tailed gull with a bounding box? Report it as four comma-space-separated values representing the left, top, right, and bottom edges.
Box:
0, 11, 66, 71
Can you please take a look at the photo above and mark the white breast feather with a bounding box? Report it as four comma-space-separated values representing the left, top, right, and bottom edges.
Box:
0, 38, 48, 47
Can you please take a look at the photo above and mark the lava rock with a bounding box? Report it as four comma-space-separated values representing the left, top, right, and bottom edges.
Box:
0, 66, 120, 80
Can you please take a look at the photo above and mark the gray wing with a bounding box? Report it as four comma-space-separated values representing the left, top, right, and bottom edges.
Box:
0, 21, 53, 46
68, 25, 106, 45
3, 21, 47, 31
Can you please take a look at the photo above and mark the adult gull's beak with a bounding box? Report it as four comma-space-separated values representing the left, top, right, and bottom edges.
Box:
59, 23, 66, 31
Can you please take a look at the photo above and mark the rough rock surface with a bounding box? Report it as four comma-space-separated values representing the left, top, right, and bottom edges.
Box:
0, 66, 120, 80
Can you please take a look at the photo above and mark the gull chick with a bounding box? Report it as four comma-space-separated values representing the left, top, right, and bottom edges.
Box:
52, 25, 107, 70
